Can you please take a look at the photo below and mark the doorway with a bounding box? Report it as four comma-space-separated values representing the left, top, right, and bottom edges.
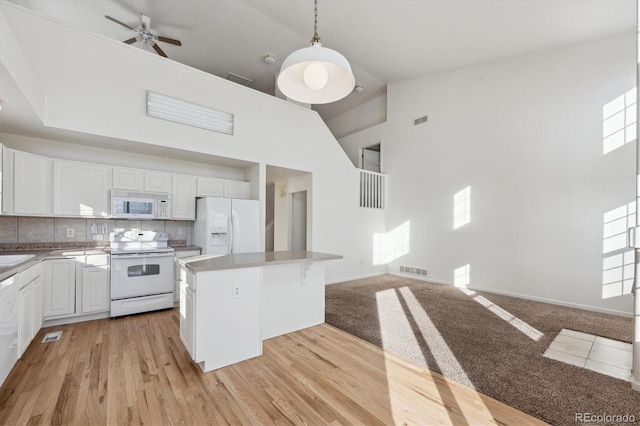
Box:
361, 143, 382, 173
288, 190, 307, 251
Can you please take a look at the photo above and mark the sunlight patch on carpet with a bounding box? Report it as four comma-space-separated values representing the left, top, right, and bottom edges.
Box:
459, 289, 544, 341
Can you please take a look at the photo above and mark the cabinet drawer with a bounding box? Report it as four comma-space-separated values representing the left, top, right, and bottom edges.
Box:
180, 268, 196, 290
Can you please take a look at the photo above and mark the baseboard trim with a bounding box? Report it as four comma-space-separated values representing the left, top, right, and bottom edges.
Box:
389, 272, 633, 318
43, 311, 110, 328
326, 272, 386, 285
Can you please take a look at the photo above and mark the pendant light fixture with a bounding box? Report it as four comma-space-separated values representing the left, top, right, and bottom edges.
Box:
277, 0, 355, 104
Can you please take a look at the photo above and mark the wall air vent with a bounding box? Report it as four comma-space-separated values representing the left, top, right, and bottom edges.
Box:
146, 91, 234, 135
413, 115, 428, 126
226, 72, 253, 87
399, 266, 428, 277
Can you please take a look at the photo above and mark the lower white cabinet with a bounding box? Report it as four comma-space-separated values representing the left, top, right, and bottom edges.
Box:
18, 263, 44, 357
80, 265, 109, 314
44, 259, 76, 317
18, 283, 33, 356
179, 280, 195, 357
0, 274, 19, 387
174, 249, 201, 302
44, 254, 110, 321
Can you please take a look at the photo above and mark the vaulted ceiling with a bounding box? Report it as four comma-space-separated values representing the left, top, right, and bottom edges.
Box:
8, 0, 635, 122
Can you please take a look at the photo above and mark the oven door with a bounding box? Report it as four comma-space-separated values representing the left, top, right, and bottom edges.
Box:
110, 252, 174, 300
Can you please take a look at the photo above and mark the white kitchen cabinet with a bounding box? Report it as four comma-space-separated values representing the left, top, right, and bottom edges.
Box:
0, 274, 19, 387
18, 263, 44, 357
44, 259, 76, 317
174, 249, 201, 302
196, 177, 224, 197
179, 280, 195, 358
14, 151, 53, 215
80, 265, 109, 314
18, 282, 32, 356
1, 145, 14, 214
144, 171, 171, 193
53, 160, 110, 217
112, 167, 143, 191
223, 180, 249, 199
171, 175, 197, 220
179, 266, 261, 371
31, 274, 43, 337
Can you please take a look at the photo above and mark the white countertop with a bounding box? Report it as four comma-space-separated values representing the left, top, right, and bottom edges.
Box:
179, 251, 342, 273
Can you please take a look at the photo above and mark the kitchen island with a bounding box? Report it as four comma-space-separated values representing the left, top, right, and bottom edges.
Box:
177, 251, 342, 372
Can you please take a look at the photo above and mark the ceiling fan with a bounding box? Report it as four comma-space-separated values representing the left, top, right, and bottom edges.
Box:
105, 14, 182, 58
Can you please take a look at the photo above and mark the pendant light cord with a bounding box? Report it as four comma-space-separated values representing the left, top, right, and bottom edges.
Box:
310, 0, 321, 44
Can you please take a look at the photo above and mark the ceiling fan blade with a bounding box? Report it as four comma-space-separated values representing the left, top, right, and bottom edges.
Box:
105, 15, 133, 30
123, 37, 137, 45
152, 43, 168, 58
157, 36, 182, 46
141, 14, 151, 30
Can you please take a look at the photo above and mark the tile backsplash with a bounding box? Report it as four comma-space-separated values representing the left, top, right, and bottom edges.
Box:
0, 216, 194, 248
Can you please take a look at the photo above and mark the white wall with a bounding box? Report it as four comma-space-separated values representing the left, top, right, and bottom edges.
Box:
326, 93, 387, 140
385, 34, 636, 315
0, 3, 387, 283
0, 133, 248, 180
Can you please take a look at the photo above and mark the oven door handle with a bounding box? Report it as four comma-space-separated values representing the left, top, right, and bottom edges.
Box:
111, 252, 175, 259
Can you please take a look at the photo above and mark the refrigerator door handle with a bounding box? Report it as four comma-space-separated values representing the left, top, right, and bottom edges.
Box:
229, 214, 234, 253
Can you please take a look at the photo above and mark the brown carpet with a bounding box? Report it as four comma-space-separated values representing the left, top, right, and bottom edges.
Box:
325, 275, 639, 426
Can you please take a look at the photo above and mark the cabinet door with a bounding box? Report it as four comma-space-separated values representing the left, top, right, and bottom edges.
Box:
112, 167, 143, 191
171, 175, 197, 220
19, 283, 33, 356
0, 275, 19, 387
14, 151, 53, 215
179, 281, 195, 358
144, 172, 171, 193
1, 146, 14, 214
223, 180, 249, 199
81, 266, 109, 314
53, 161, 110, 217
44, 259, 76, 317
31, 275, 43, 337
197, 177, 224, 197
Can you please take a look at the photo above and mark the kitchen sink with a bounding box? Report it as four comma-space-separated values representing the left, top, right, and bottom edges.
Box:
0, 254, 36, 267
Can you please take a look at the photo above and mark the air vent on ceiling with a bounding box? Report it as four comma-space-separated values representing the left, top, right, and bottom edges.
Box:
226, 72, 253, 87
413, 115, 428, 126
399, 265, 428, 277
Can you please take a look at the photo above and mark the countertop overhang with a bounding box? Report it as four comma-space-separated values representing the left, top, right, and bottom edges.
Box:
178, 251, 343, 273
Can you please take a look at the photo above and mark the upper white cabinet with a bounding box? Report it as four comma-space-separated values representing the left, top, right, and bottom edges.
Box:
223, 180, 249, 199
53, 160, 110, 217
112, 167, 143, 191
14, 151, 53, 215
172, 175, 197, 219
145, 171, 171, 193
1, 145, 14, 214
196, 177, 224, 197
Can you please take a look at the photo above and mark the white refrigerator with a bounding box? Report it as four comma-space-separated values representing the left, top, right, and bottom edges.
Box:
194, 197, 260, 255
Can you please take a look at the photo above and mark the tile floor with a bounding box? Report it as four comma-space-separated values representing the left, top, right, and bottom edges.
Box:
543, 329, 632, 381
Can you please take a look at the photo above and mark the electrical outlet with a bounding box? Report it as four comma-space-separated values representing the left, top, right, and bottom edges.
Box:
66, 228, 75, 238
232, 284, 241, 298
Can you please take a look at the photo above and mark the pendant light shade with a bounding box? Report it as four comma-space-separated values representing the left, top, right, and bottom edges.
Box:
277, 1, 355, 104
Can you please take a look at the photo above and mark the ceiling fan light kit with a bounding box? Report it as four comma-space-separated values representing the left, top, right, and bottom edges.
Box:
277, 0, 355, 104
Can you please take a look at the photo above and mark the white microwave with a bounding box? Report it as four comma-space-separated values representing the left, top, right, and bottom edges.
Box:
110, 190, 171, 219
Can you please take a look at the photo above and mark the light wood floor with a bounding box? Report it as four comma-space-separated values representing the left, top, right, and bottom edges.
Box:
0, 308, 547, 425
